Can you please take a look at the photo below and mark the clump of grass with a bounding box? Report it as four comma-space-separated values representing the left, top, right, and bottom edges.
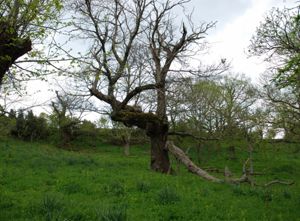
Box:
157, 187, 180, 205
0, 193, 14, 209
65, 156, 97, 167
231, 185, 247, 196
29, 194, 65, 221
96, 204, 127, 221
67, 212, 88, 221
104, 181, 125, 197
283, 190, 292, 199
271, 164, 296, 174
59, 182, 84, 194
136, 181, 150, 193
259, 189, 273, 202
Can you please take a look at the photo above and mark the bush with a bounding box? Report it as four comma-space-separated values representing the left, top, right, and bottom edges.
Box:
11, 110, 49, 141
0, 115, 15, 138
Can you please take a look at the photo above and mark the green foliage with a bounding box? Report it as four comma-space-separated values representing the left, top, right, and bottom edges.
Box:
249, 6, 300, 141
173, 75, 258, 140
0, 114, 16, 138
0, 0, 63, 39
11, 110, 49, 141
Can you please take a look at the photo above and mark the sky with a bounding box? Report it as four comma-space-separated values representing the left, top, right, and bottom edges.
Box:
186, 0, 294, 81
189, 0, 296, 82
10, 0, 297, 119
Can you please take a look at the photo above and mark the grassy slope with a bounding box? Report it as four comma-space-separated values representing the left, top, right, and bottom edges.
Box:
0, 139, 299, 221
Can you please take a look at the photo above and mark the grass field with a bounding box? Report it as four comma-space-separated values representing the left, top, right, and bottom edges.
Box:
0, 139, 299, 221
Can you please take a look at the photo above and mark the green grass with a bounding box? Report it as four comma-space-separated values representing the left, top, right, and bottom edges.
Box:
0, 138, 300, 220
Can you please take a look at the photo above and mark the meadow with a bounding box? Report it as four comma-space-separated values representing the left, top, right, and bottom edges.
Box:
0, 139, 299, 221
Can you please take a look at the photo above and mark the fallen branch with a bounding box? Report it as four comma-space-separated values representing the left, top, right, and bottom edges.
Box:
167, 141, 222, 183
264, 180, 294, 187
166, 141, 294, 187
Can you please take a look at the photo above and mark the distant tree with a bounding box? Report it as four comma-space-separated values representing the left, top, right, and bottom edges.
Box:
8, 109, 16, 119
11, 110, 49, 141
13, 109, 26, 138
172, 75, 258, 140
218, 75, 258, 139
51, 91, 81, 148
250, 5, 300, 140
0, 109, 16, 138
77, 119, 97, 139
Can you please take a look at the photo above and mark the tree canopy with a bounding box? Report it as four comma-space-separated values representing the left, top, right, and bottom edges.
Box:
0, 0, 62, 86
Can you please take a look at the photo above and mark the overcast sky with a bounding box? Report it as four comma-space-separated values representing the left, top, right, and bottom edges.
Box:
21, 0, 296, 118
186, 0, 294, 81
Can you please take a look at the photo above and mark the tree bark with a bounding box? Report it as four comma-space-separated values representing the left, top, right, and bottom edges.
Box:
111, 109, 171, 173
122, 134, 131, 156
167, 141, 222, 182
124, 142, 130, 156
149, 128, 170, 173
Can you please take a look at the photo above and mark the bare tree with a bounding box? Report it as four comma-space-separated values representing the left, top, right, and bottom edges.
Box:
69, 0, 216, 173
51, 90, 94, 147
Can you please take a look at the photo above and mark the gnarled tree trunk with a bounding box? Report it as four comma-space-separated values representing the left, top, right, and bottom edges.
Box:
147, 123, 170, 173
110, 109, 171, 173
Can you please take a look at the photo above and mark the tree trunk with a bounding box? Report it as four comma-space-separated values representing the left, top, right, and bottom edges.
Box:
124, 142, 130, 156
147, 122, 171, 173
110, 110, 171, 173
122, 133, 131, 156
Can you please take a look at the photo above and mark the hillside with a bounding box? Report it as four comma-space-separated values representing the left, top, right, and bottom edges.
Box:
0, 139, 299, 221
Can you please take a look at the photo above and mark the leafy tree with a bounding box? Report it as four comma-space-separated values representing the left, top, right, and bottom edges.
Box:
13, 109, 26, 138
11, 110, 49, 141
0, 112, 16, 138
0, 0, 62, 85
250, 5, 300, 140
249, 5, 300, 88
171, 75, 258, 140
